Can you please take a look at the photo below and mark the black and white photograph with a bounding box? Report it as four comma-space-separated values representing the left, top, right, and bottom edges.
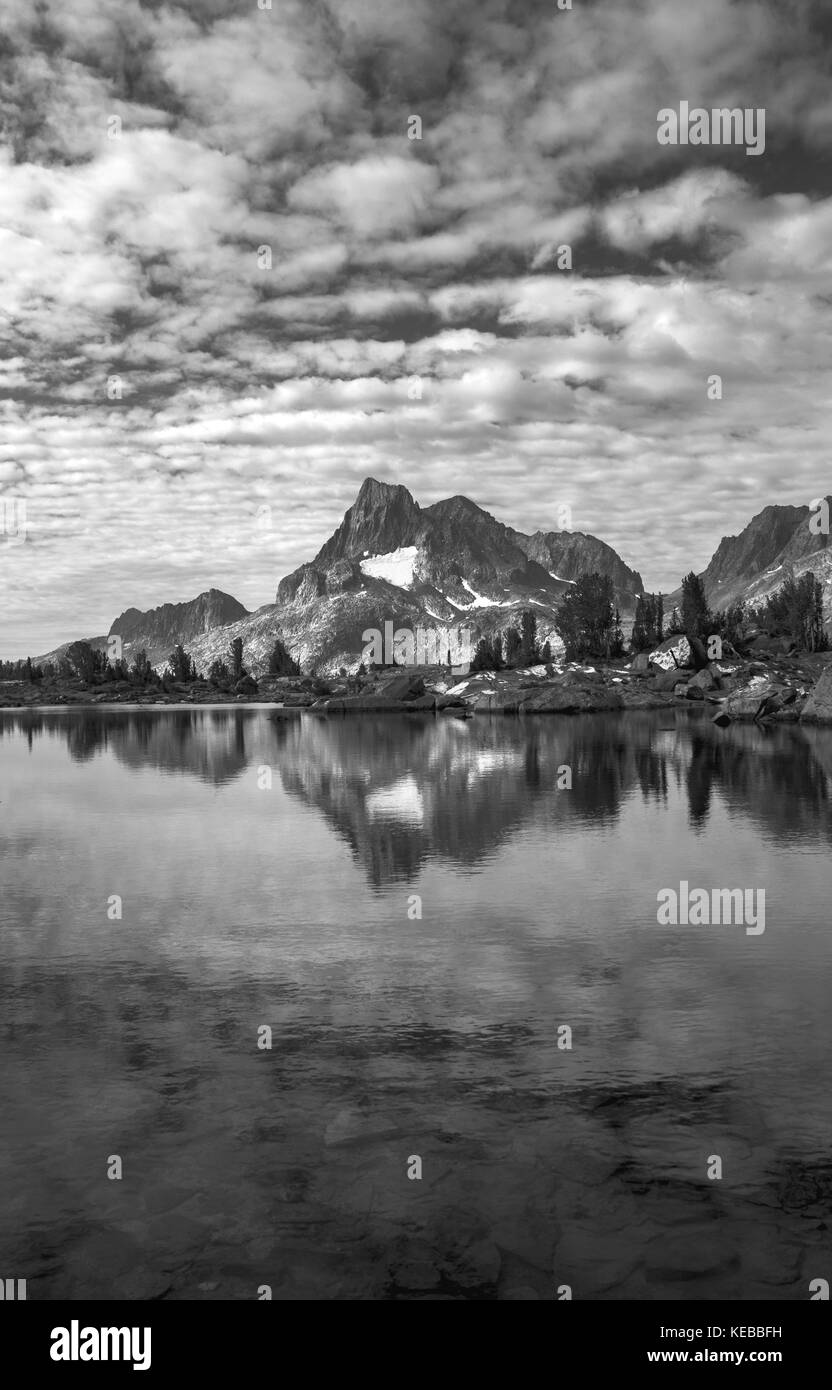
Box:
1, 0, 831, 1351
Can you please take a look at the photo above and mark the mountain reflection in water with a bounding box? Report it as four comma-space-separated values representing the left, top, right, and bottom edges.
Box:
1, 707, 830, 1299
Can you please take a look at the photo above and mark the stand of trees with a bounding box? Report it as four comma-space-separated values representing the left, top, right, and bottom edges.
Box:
471, 611, 552, 672
208, 658, 230, 684
713, 601, 747, 647
750, 572, 828, 651
1, 644, 163, 686
630, 593, 664, 652
680, 571, 711, 641
165, 644, 198, 682
129, 650, 156, 683
208, 637, 247, 688
0, 657, 50, 681
3, 631, 308, 687
553, 573, 624, 661
229, 636, 244, 680
471, 634, 504, 672
678, 568, 828, 657
268, 637, 301, 676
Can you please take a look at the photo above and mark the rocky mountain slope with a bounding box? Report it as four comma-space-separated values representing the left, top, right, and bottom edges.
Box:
39, 479, 832, 681
230, 476, 642, 674
35, 633, 110, 668
34, 589, 249, 670
279, 477, 643, 612
108, 589, 249, 666
671, 497, 832, 619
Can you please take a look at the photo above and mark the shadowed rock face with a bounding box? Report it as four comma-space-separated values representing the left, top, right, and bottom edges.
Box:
704, 505, 809, 589
313, 478, 423, 568
513, 528, 643, 602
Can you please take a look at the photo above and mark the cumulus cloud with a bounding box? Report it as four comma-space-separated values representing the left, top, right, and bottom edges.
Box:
289, 154, 440, 237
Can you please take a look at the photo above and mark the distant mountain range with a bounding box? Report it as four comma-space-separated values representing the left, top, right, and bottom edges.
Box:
111, 589, 250, 655
37, 589, 249, 670
35, 480, 832, 676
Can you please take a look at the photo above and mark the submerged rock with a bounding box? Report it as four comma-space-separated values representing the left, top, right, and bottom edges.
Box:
403, 694, 437, 711
322, 694, 400, 712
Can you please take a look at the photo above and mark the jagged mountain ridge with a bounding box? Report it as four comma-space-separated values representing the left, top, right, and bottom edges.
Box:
250, 476, 645, 673
109, 588, 249, 666
34, 588, 251, 670
186, 485, 832, 674
37, 480, 832, 680
511, 527, 644, 597
278, 476, 643, 609
669, 497, 832, 618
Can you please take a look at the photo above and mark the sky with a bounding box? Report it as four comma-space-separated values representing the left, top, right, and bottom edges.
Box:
1, 0, 832, 657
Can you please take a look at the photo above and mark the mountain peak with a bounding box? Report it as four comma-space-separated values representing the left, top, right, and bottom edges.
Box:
428, 494, 487, 518
107, 589, 249, 664
354, 477, 415, 507
313, 478, 421, 566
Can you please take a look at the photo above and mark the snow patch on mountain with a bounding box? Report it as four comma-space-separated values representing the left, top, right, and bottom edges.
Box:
359, 546, 419, 587
453, 579, 515, 610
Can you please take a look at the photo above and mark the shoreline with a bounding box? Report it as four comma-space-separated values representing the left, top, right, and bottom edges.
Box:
3, 648, 832, 723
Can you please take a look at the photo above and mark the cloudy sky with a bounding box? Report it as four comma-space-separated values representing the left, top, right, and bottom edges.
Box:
1, 0, 831, 656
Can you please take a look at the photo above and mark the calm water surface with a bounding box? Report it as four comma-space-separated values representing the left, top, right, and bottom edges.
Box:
1, 706, 831, 1300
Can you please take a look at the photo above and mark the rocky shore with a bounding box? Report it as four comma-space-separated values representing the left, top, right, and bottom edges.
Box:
436, 650, 832, 726
284, 638, 832, 726
4, 642, 832, 724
